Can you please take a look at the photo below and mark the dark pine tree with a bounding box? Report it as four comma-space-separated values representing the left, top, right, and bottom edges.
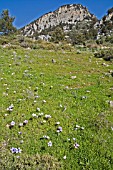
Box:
0, 9, 16, 35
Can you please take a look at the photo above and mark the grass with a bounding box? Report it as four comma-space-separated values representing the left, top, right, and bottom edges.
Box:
0, 45, 113, 169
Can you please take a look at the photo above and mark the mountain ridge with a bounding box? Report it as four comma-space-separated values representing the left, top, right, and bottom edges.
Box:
21, 4, 97, 36
20, 4, 113, 43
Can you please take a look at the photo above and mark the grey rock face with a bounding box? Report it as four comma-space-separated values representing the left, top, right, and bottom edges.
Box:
21, 4, 96, 37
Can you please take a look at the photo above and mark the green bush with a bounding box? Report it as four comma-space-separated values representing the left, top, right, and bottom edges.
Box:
105, 35, 113, 44
94, 49, 113, 61
50, 27, 65, 43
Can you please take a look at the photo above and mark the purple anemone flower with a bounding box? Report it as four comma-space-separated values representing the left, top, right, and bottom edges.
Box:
48, 141, 52, 147
57, 126, 62, 133
10, 147, 22, 153
74, 143, 80, 149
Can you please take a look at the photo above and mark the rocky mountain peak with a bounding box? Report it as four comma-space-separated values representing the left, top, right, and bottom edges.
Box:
21, 4, 97, 37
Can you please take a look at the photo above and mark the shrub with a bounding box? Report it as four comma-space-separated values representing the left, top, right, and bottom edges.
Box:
105, 35, 113, 44
50, 27, 65, 43
94, 49, 113, 61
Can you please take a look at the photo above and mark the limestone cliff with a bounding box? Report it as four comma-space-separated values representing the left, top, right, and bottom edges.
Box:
21, 4, 97, 37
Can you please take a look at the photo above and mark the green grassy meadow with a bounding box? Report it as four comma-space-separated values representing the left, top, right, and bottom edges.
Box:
0, 46, 113, 169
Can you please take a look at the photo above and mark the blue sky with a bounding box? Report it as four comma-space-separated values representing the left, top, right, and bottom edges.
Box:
0, 0, 113, 29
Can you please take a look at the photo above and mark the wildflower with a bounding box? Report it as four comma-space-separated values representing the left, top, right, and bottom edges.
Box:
67, 138, 70, 141
32, 113, 37, 117
6, 124, 10, 128
16, 156, 20, 159
41, 120, 46, 124
19, 123, 23, 127
57, 126, 62, 133
20, 140, 24, 144
43, 135, 50, 139
35, 95, 39, 99
13, 91, 16, 94
50, 85, 53, 89
71, 76, 76, 79
81, 127, 84, 130
63, 155, 66, 159
11, 72, 15, 75
55, 122, 60, 125
75, 125, 80, 130
10, 104, 14, 108
42, 100, 46, 103
10, 147, 22, 154
48, 141, 52, 147
6, 87, 9, 91
3, 92, 8, 96
18, 132, 22, 135
38, 112, 44, 117
110, 101, 113, 108
24, 70, 28, 73
10, 147, 17, 153
86, 90, 91, 93
4, 114, 8, 117
10, 121, 15, 126
74, 143, 80, 149
45, 114, 51, 119
7, 107, 13, 112
3, 83, 7, 86
7, 104, 14, 112
17, 99, 22, 102
73, 138, 76, 141
36, 107, 40, 112
81, 96, 87, 99
41, 82, 45, 86
23, 120, 28, 125
65, 86, 69, 89
18, 148, 22, 153
59, 104, 62, 107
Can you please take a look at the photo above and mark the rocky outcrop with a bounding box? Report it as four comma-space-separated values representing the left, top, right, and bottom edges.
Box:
96, 7, 113, 37
21, 4, 97, 37
21, 4, 113, 43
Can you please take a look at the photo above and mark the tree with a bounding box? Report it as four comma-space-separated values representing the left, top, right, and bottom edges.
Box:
69, 28, 86, 45
0, 9, 16, 35
50, 27, 65, 43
